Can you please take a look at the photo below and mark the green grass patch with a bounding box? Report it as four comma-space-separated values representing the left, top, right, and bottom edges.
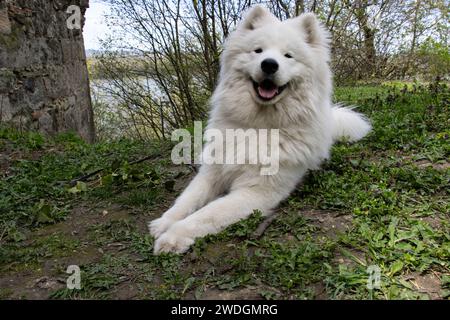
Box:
0, 82, 448, 299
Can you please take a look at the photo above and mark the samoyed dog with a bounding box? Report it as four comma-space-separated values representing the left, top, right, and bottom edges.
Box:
149, 6, 371, 254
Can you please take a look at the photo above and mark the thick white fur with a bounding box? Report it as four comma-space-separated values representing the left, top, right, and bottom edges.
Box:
332, 106, 372, 142
149, 6, 371, 254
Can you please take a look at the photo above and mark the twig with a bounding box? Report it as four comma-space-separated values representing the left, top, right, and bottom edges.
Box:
251, 212, 280, 240
68, 168, 104, 187
67, 153, 162, 187
246, 212, 281, 258
128, 153, 162, 166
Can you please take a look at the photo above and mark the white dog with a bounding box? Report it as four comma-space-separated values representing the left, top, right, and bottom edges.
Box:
149, 6, 371, 254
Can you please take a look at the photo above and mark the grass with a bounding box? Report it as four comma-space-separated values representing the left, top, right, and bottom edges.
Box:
0, 82, 448, 299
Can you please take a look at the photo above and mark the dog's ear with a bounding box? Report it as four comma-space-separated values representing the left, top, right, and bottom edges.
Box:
240, 5, 278, 31
298, 13, 330, 47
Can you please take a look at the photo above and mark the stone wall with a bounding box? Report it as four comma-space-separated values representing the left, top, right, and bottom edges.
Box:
0, 0, 95, 142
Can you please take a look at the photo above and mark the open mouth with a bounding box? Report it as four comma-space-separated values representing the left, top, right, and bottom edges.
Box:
252, 78, 287, 101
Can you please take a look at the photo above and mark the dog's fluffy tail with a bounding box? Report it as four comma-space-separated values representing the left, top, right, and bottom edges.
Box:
332, 106, 372, 142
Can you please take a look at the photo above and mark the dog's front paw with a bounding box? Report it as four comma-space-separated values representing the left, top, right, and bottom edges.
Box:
153, 228, 195, 254
148, 217, 175, 239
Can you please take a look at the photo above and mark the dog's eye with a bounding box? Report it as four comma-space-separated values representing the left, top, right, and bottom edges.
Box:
284, 53, 293, 58
254, 48, 263, 53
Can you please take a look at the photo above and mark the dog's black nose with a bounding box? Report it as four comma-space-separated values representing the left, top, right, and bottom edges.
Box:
261, 58, 279, 74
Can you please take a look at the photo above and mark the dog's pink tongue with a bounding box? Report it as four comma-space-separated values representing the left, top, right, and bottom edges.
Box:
258, 86, 278, 99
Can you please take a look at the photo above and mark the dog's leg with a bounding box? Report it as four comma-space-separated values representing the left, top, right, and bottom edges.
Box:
153, 185, 286, 254
149, 166, 223, 238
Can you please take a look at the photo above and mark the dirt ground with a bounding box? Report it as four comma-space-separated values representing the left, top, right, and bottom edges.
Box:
1, 197, 446, 299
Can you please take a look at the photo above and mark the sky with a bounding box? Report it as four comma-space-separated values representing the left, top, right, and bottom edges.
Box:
84, 1, 111, 50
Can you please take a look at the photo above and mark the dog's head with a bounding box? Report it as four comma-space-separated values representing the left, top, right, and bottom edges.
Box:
220, 6, 331, 106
